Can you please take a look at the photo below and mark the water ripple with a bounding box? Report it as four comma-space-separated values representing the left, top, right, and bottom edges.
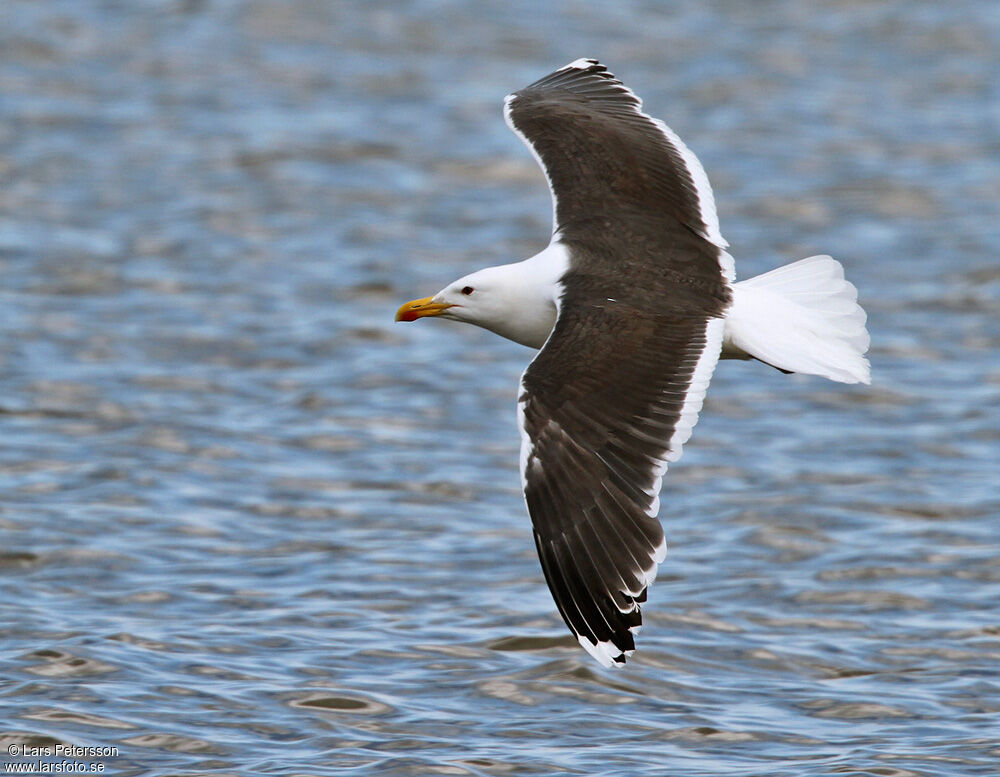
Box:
1, 0, 998, 775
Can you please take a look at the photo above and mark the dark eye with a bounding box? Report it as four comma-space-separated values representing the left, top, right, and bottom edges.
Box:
461, 286, 474, 295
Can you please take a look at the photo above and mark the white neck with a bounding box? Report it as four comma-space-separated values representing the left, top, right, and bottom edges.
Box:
475, 242, 569, 348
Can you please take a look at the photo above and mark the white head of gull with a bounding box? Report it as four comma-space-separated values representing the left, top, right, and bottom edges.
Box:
396, 59, 870, 667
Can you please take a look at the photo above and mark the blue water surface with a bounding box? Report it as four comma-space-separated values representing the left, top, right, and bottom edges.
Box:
1, 1, 998, 774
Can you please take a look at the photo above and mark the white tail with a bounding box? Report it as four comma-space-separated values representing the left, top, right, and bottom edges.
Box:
721, 255, 871, 384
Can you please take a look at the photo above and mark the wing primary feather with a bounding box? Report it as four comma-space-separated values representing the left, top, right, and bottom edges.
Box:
580, 506, 651, 599
548, 535, 609, 644
576, 512, 643, 615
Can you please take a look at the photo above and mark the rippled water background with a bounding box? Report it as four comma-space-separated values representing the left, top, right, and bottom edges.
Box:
2, 1, 998, 774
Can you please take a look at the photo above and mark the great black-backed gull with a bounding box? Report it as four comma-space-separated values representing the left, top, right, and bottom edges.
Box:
395, 59, 870, 667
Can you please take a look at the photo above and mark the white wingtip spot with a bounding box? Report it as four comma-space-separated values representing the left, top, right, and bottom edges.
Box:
578, 635, 628, 668
563, 58, 601, 71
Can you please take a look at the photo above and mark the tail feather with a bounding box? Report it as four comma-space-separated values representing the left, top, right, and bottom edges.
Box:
722, 256, 871, 384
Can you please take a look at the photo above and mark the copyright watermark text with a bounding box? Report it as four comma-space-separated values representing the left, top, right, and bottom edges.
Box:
4, 745, 118, 773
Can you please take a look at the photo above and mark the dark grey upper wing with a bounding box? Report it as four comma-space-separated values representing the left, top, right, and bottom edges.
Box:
518, 274, 728, 665
504, 58, 729, 267
510, 60, 733, 665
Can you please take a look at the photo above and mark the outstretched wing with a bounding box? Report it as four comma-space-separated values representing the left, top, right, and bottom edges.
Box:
505, 58, 731, 277
519, 295, 726, 666
509, 60, 733, 665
